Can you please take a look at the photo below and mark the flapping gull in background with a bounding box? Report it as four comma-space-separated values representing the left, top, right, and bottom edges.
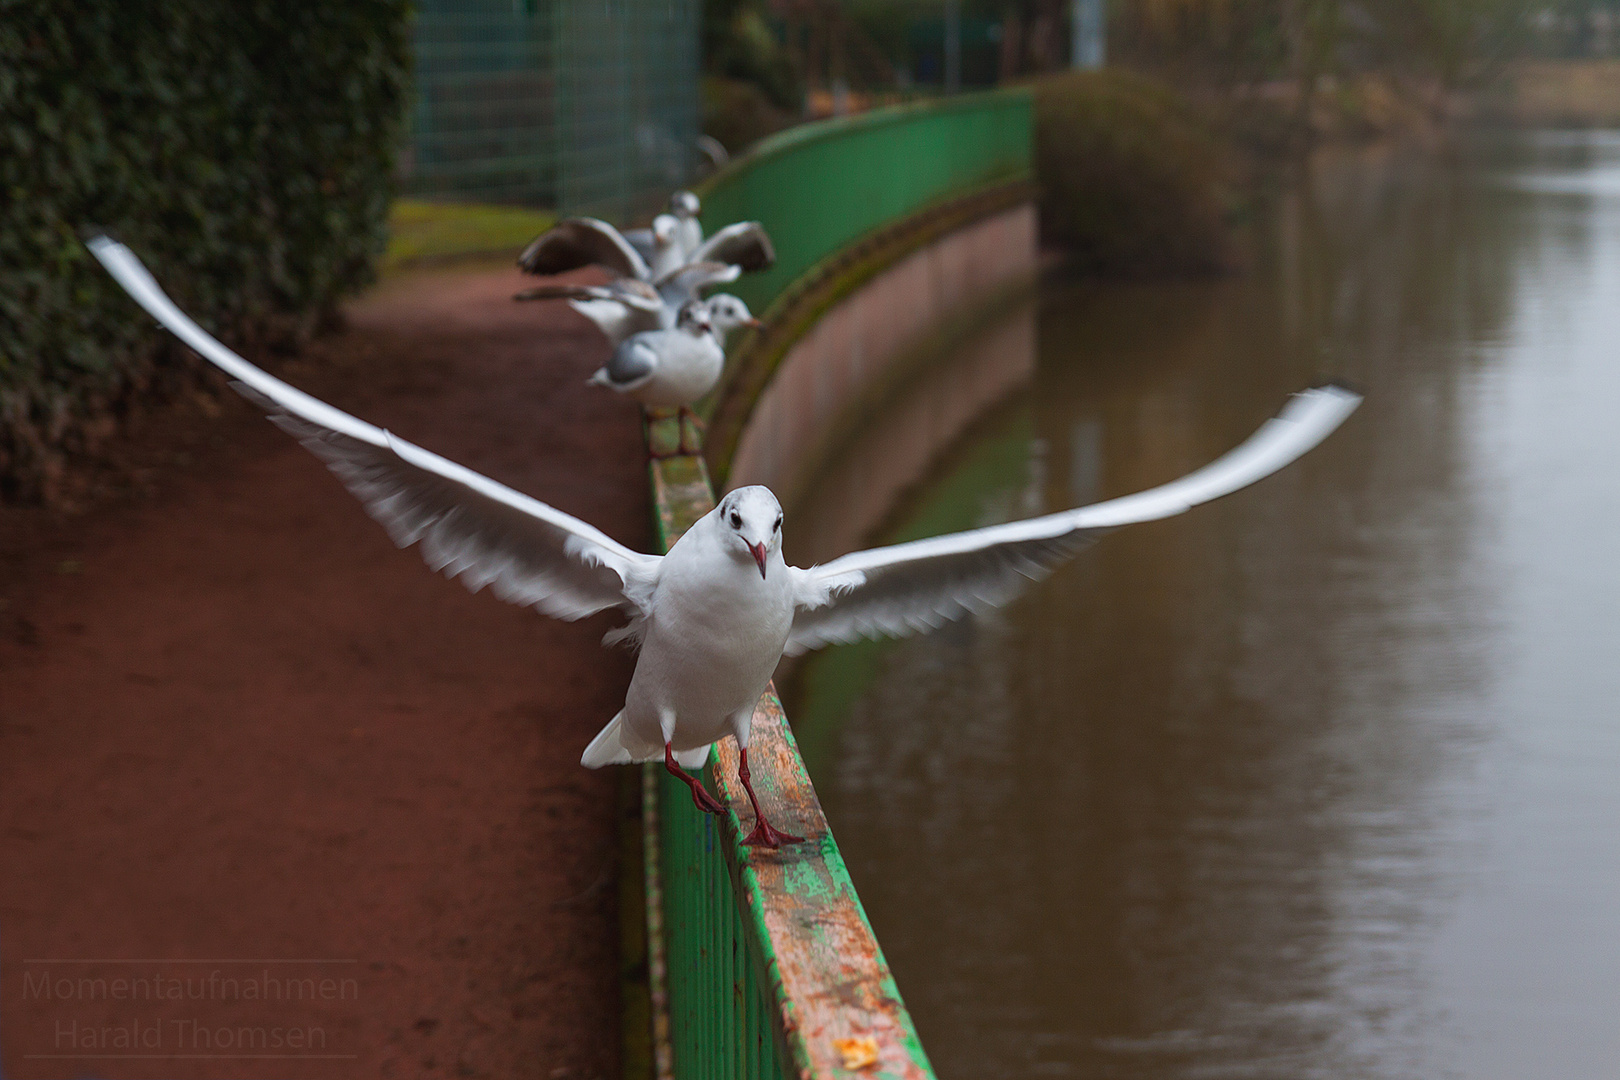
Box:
629, 190, 704, 264
88, 237, 1362, 849
517, 216, 658, 281
515, 202, 775, 347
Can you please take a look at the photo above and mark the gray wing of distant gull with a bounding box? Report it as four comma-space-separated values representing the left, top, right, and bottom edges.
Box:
786, 385, 1361, 655
601, 337, 659, 389
622, 227, 657, 265
655, 260, 741, 305
87, 236, 660, 623
514, 278, 663, 311
691, 221, 775, 272
517, 218, 652, 280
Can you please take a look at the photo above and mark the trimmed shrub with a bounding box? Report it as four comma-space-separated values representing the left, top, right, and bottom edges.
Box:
0, 0, 411, 501
1034, 69, 1235, 277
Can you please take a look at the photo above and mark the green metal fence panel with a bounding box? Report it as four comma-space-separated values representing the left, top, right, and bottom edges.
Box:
407, 0, 700, 219
693, 88, 1034, 315
408, 0, 559, 204
557, 0, 702, 220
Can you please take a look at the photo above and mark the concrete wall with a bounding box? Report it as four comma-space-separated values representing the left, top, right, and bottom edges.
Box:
725, 203, 1038, 558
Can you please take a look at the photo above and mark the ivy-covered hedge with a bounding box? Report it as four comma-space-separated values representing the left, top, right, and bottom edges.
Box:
0, 0, 411, 501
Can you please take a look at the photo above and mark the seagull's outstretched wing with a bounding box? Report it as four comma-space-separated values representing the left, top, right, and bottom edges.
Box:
655, 260, 741, 305
785, 385, 1360, 655
517, 218, 652, 280
621, 226, 657, 265
513, 278, 663, 311
88, 236, 660, 624
691, 221, 776, 272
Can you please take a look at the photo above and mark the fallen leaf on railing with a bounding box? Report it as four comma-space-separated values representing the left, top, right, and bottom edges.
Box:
832, 1036, 879, 1070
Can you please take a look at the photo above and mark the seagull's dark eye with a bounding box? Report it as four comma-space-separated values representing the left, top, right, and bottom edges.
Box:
773, 516, 782, 532
730, 512, 742, 529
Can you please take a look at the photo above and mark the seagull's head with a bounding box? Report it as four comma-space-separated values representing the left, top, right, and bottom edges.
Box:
652, 214, 680, 247
669, 190, 701, 219
716, 486, 783, 580
703, 295, 761, 337
676, 301, 714, 336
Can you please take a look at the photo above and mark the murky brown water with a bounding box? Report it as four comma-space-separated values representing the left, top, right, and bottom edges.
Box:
784, 131, 1620, 1079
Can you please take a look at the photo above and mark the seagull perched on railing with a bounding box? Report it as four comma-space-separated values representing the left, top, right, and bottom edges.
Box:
590, 296, 761, 432
87, 237, 1362, 849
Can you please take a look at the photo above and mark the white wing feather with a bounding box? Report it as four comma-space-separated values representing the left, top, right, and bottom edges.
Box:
785, 385, 1360, 655
691, 221, 775, 272
87, 236, 660, 625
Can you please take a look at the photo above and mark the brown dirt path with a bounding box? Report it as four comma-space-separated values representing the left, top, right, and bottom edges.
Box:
0, 263, 647, 1080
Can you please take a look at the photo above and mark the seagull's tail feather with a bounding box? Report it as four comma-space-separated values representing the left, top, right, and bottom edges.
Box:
581, 712, 637, 768
580, 712, 710, 768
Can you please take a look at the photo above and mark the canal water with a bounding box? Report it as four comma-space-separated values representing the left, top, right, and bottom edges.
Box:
783, 130, 1620, 1080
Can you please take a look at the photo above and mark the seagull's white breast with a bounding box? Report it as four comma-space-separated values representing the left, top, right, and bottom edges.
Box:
621, 522, 794, 750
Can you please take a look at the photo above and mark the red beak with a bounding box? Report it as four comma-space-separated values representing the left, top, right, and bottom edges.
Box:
745, 317, 762, 328
750, 542, 768, 579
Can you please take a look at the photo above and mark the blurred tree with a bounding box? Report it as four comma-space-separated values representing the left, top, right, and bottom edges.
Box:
706, 0, 805, 108
1361, 0, 1526, 85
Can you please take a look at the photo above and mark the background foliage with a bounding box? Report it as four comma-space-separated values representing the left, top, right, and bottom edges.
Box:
1035, 68, 1234, 275
0, 0, 411, 501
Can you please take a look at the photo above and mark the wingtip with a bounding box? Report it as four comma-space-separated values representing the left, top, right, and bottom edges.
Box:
1316, 377, 1365, 399
1296, 381, 1364, 413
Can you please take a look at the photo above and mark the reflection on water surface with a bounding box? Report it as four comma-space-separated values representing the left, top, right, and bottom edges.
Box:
785, 131, 1620, 1080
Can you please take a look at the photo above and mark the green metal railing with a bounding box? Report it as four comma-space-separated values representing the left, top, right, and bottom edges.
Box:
693, 88, 1034, 317
640, 90, 1036, 1080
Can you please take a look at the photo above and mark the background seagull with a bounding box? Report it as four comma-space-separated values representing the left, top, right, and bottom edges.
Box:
626, 190, 704, 264
589, 296, 761, 454
87, 237, 1361, 849
518, 211, 774, 285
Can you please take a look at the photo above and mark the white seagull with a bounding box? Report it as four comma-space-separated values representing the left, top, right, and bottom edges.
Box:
87, 237, 1362, 849
588, 295, 761, 454
591, 297, 760, 405
625, 191, 766, 271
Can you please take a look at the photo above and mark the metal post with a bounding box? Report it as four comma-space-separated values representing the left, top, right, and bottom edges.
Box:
1072, 0, 1104, 69
944, 0, 962, 92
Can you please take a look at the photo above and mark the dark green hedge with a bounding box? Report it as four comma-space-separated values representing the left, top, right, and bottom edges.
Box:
0, 0, 411, 500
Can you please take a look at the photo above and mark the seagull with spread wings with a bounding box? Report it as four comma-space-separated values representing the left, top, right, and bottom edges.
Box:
88, 237, 1361, 849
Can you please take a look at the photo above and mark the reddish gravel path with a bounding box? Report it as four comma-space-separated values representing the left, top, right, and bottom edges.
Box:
0, 264, 647, 1080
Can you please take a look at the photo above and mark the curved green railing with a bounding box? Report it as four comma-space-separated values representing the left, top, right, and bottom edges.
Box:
640, 89, 1034, 1080
693, 88, 1033, 317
